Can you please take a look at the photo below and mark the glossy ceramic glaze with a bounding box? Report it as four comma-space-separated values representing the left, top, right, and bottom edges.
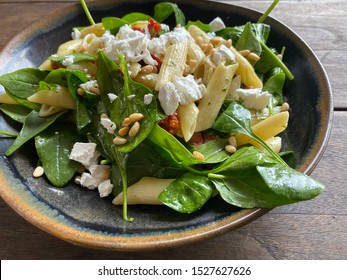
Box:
0, 0, 333, 250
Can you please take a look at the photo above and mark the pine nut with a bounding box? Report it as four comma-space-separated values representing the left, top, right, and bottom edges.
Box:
122, 117, 132, 127
113, 136, 127, 145
228, 136, 237, 147
74, 176, 81, 185
193, 151, 205, 161
248, 52, 261, 62
102, 168, 111, 180
89, 86, 100, 95
210, 36, 223, 46
239, 49, 251, 57
33, 166, 44, 178
281, 102, 290, 112
118, 126, 130, 137
128, 121, 140, 137
140, 65, 154, 74
77, 88, 84, 96
129, 113, 144, 122
100, 113, 109, 119
203, 43, 214, 55
76, 164, 86, 174
225, 145, 237, 154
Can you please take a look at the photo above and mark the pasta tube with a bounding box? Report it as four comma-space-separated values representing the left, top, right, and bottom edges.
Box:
27, 85, 74, 109
57, 39, 83, 56
230, 45, 263, 89
0, 93, 18, 104
155, 40, 188, 91
187, 38, 205, 73
177, 102, 199, 142
112, 177, 174, 205
235, 111, 289, 147
195, 62, 238, 132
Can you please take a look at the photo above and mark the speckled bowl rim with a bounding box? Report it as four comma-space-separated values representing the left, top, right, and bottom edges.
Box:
0, 0, 333, 251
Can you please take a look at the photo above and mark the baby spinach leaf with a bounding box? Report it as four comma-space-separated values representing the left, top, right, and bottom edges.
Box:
159, 172, 215, 213
211, 146, 278, 174
263, 70, 285, 108
211, 163, 324, 208
236, 22, 262, 57
194, 138, 229, 164
44, 68, 68, 87
212, 101, 286, 165
97, 51, 157, 153
102, 17, 128, 35
0, 104, 31, 124
147, 124, 196, 167
0, 68, 47, 110
153, 2, 185, 26
4, 110, 67, 156
66, 70, 95, 133
35, 123, 82, 187
49, 53, 97, 65
121, 12, 151, 23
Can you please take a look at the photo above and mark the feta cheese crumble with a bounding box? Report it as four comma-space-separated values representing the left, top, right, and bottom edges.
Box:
236, 88, 272, 110
69, 142, 100, 169
79, 80, 99, 91
209, 17, 226, 32
100, 117, 117, 134
107, 93, 118, 103
144, 93, 153, 105
62, 55, 74, 66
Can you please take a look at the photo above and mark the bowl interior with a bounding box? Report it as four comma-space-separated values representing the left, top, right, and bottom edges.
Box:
0, 0, 332, 250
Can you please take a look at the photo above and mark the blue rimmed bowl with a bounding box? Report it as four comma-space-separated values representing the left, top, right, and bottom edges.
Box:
0, 0, 332, 250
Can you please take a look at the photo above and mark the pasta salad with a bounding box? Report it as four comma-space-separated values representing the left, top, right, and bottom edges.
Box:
0, 0, 324, 221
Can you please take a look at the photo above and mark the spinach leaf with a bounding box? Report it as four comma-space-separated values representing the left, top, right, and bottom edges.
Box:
235, 22, 262, 57
49, 53, 97, 66
212, 101, 286, 165
35, 123, 83, 187
186, 20, 211, 32
44, 68, 68, 87
0, 68, 47, 110
121, 12, 151, 23
98, 50, 157, 153
211, 146, 278, 174
263, 70, 285, 108
102, 17, 128, 35
147, 124, 196, 167
153, 2, 185, 26
0, 104, 31, 123
211, 163, 324, 208
257, 41, 294, 80
111, 141, 185, 196
66, 70, 95, 133
4, 110, 67, 156
159, 172, 215, 213
194, 138, 230, 164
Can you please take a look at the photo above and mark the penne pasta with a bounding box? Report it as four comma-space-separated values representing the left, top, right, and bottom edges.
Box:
112, 177, 174, 205
38, 104, 66, 117
195, 62, 238, 132
0, 93, 18, 104
187, 38, 205, 73
57, 39, 83, 56
155, 40, 188, 91
177, 102, 199, 142
230, 45, 263, 89
27, 85, 75, 109
235, 111, 289, 147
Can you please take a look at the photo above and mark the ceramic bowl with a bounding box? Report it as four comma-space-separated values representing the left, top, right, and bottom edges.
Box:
0, 0, 333, 250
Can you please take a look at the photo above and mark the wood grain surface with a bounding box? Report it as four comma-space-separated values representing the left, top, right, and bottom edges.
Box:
0, 0, 346, 260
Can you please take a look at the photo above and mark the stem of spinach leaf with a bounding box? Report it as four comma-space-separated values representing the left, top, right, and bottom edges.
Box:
257, 0, 280, 24
80, 0, 95, 25
0, 130, 19, 137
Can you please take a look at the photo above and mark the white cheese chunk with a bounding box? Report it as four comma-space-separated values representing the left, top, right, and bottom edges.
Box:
212, 44, 236, 65
100, 117, 117, 134
173, 75, 204, 104
80, 165, 110, 190
158, 82, 180, 115
209, 17, 226, 32
144, 93, 153, 105
101, 27, 157, 65
236, 88, 272, 110
69, 142, 100, 168
98, 179, 113, 197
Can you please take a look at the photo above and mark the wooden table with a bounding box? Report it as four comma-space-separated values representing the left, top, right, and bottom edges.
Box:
0, 0, 346, 260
